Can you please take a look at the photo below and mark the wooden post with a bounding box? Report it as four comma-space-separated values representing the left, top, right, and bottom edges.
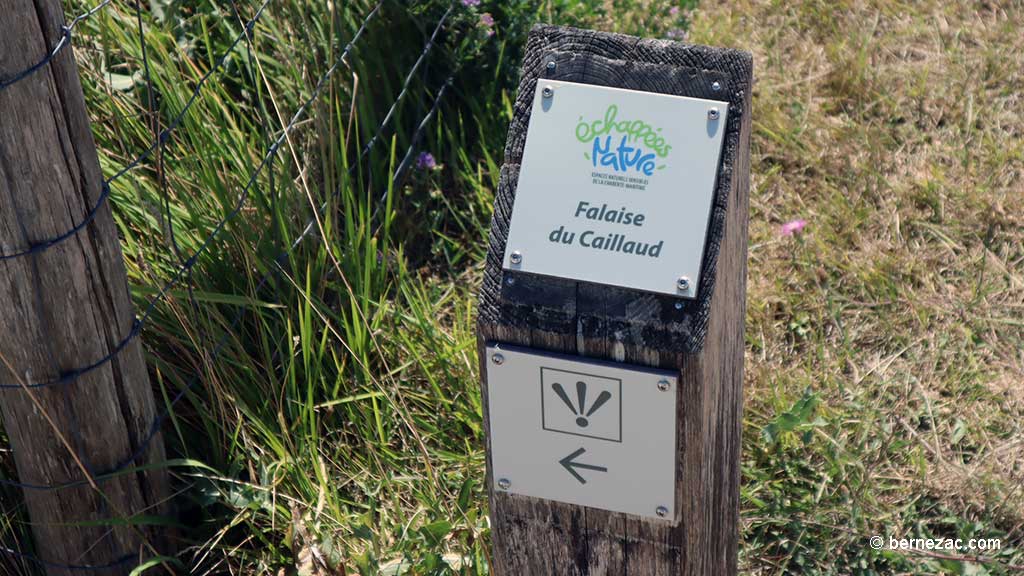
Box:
477, 26, 751, 574
0, 0, 169, 573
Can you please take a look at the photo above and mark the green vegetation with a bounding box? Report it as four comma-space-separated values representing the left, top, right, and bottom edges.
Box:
1, 0, 1021, 574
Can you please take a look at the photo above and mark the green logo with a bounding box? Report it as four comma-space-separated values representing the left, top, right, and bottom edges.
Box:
575, 104, 671, 176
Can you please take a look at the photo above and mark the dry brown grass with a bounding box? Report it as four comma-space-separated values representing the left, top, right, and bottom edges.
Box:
687, 0, 1024, 572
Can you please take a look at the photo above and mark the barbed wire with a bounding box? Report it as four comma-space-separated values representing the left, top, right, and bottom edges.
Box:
0, 0, 113, 92
1, 0, 462, 570
292, 2, 454, 250
0, 0, 374, 391
0, 0, 272, 265
0, 7, 455, 481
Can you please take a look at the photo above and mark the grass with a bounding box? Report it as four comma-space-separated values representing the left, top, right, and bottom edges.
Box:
0, 0, 1021, 574
692, 1, 1024, 573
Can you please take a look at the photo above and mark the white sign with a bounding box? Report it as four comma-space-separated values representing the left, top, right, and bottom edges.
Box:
486, 344, 678, 521
503, 80, 727, 297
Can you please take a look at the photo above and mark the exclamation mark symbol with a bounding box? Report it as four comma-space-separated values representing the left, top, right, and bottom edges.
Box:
551, 381, 612, 428
576, 380, 587, 427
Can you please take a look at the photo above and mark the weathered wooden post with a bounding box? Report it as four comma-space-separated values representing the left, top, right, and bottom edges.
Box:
1, 0, 169, 573
477, 26, 751, 574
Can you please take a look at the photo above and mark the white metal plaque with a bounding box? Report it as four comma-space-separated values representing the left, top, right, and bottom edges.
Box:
503, 80, 727, 297
486, 344, 678, 521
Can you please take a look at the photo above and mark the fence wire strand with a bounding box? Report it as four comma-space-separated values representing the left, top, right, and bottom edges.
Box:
0, 0, 377, 391
0, 0, 112, 92
1, 0, 462, 570
0, 0, 272, 265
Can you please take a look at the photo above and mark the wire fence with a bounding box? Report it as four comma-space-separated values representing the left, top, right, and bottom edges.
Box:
0, 0, 464, 571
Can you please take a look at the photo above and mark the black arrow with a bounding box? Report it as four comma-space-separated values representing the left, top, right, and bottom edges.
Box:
559, 447, 608, 485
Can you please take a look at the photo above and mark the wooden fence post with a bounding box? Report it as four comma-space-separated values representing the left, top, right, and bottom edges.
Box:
477, 26, 751, 574
0, 1, 169, 573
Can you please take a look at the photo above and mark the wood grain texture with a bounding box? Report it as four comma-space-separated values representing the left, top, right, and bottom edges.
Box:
478, 25, 751, 575
0, 1, 169, 574
481, 25, 750, 355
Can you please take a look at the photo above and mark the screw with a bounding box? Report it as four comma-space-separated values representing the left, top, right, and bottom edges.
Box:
677, 276, 691, 291
546, 61, 556, 73
492, 353, 505, 366
707, 107, 720, 121
711, 80, 722, 91
542, 86, 554, 99
656, 506, 669, 518
510, 250, 523, 265
498, 478, 511, 490
506, 276, 516, 286
674, 301, 683, 310
657, 379, 671, 392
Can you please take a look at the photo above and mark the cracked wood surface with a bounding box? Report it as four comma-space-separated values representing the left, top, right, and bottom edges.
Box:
0, 1, 168, 573
478, 25, 751, 575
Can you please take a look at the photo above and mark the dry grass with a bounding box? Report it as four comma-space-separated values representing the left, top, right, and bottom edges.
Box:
688, 0, 1024, 572
3, 0, 1022, 573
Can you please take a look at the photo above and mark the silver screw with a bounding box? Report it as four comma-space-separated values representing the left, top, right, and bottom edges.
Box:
546, 61, 556, 73
707, 107, 720, 121
498, 478, 511, 490
506, 276, 516, 286
711, 80, 722, 91
510, 250, 523, 265
492, 353, 505, 366
677, 276, 691, 291
542, 86, 554, 99
657, 379, 671, 392
656, 506, 669, 518
674, 301, 683, 310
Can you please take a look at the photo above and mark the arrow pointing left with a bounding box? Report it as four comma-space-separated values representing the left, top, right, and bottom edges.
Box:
559, 447, 608, 484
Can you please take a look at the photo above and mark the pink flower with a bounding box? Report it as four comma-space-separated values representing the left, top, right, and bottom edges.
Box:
461, 0, 480, 5
670, 6, 680, 16
479, 12, 495, 36
780, 219, 808, 236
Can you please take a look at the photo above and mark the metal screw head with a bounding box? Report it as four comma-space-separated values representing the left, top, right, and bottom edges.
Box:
707, 107, 720, 121
542, 86, 554, 99
676, 276, 691, 291
656, 506, 669, 518
711, 80, 722, 91
491, 353, 505, 366
510, 250, 523, 265
498, 478, 511, 490
657, 379, 671, 392
674, 301, 683, 310
546, 61, 556, 73
505, 276, 516, 286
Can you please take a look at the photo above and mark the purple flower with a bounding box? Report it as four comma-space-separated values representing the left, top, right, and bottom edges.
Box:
480, 12, 495, 35
780, 219, 808, 236
669, 6, 680, 16
666, 28, 685, 40
415, 152, 437, 171
461, 0, 480, 6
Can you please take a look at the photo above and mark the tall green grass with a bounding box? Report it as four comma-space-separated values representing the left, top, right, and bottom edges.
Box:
87, 1, 496, 573
2, 0, 504, 572
6, 0, 1018, 574
4, 0, 694, 572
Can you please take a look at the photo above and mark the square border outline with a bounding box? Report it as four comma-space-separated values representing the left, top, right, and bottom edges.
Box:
539, 366, 623, 444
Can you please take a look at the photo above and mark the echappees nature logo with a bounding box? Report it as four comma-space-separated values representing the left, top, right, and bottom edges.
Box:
575, 104, 671, 176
